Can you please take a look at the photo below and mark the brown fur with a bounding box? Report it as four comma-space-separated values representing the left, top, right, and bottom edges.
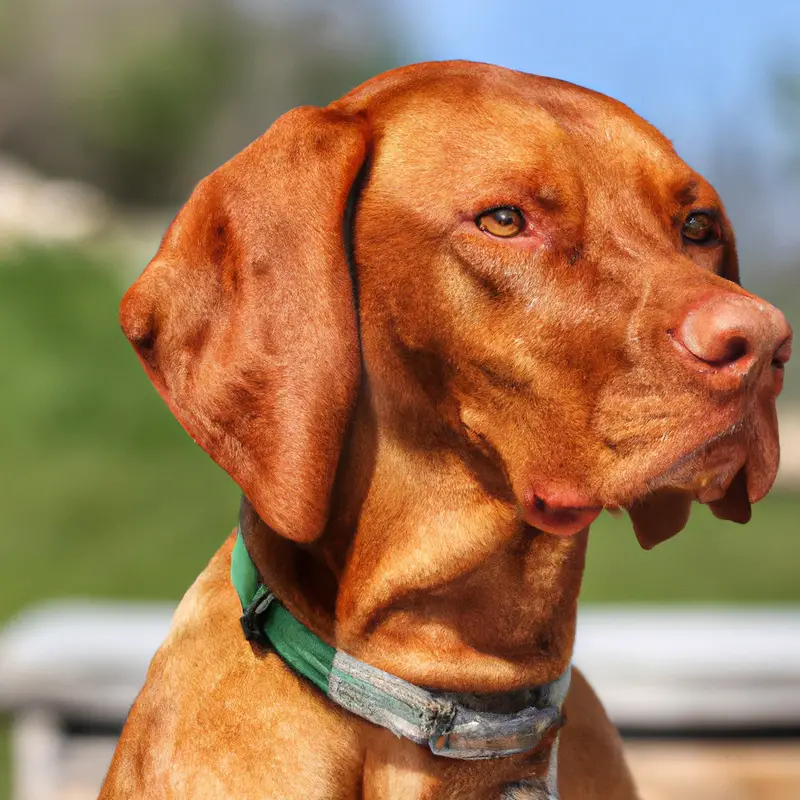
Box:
101, 61, 790, 798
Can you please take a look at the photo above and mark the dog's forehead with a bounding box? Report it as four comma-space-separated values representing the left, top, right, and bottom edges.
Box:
337, 62, 693, 202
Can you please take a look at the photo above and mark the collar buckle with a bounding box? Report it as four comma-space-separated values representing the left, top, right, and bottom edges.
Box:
427, 705, 564, 760
240, 588, 277, 647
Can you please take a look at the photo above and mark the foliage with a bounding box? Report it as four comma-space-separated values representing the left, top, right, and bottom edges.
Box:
0, 1, 398, 205
74, 17, 243, 205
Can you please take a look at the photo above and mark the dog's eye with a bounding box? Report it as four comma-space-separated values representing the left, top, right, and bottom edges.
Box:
682, 212, 720, 245
476, 207, 524, 237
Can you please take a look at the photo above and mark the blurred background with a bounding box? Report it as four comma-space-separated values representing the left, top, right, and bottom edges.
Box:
1, 2, 799, 798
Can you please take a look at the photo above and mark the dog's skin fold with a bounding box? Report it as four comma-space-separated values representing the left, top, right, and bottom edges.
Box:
101, 61, 791, 799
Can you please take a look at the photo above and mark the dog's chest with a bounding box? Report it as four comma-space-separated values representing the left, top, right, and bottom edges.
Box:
500, 781, 553, 799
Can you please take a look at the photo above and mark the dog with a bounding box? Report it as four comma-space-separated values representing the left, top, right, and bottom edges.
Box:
100, 61, 791, 799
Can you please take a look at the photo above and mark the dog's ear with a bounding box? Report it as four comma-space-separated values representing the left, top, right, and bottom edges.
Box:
628, 489, 693, 550
120, 107, 368, 542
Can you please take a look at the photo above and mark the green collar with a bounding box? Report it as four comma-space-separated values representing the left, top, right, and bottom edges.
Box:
231, 528, 570, 763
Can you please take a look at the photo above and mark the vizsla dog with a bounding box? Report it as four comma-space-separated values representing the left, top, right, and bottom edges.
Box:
101, 61, 791, 799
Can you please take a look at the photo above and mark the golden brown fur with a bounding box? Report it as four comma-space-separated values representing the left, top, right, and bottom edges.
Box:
101, 61, 791, 798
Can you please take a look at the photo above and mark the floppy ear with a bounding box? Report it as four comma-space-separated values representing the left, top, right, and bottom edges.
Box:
119, 106, 368, 542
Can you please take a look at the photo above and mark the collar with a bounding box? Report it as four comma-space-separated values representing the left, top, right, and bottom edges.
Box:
231, 527, 570, 766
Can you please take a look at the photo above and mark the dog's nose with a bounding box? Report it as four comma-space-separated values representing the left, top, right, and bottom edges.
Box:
673, 293, 792, 378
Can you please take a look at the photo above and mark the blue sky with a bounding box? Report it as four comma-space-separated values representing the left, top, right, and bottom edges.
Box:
385, 1, 800, 273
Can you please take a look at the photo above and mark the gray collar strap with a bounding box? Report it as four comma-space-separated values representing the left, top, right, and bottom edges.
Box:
233, 521, 570, 764
328, 649, 570, 761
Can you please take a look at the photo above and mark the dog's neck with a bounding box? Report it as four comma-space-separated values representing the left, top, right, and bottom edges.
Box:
244, 383, 587, 695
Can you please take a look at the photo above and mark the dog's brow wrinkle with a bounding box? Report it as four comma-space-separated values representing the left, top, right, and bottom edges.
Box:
675, 181, 699, 206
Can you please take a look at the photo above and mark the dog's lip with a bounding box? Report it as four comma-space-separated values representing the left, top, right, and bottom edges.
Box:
522, 503, 602, 537
522, 487, 603, 536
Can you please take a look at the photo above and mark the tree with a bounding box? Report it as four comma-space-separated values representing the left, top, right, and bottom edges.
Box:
0, 0, 400, 205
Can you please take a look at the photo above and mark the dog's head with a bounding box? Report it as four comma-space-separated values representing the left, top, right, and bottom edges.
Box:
121, 62, 791, 554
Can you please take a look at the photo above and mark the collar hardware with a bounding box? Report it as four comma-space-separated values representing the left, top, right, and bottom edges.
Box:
240, 586, 276, 647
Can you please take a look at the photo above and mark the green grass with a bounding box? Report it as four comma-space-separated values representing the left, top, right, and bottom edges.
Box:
0, 246, 798, 797
0, 246, 239, 625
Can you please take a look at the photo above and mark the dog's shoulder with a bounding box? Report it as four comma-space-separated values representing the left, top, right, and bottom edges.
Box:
100, 533, 363, 798
100, 534, 241, 795
161, 530, 242, 651
557, 668, 640, 799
